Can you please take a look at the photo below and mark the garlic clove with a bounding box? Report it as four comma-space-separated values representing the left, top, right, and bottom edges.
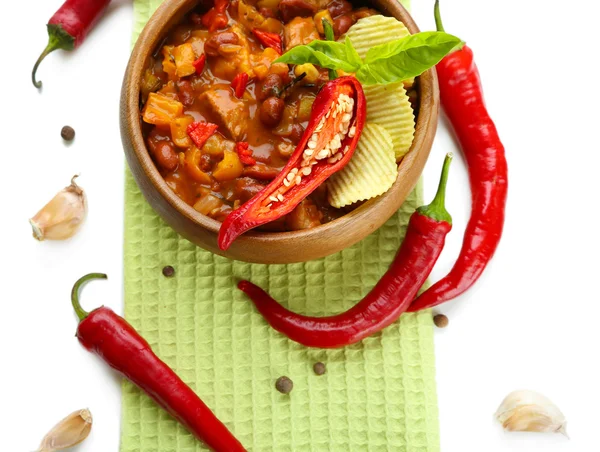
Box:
29, 175, 87, 241
37, 408, 93, 451
495, 390, 567, 436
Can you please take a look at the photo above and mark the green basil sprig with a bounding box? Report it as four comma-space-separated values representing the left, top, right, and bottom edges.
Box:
275, 31, 463, 86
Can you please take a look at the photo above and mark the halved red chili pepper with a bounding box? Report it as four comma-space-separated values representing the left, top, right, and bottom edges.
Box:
238, 154, 453, 348
202, 0, 230, 32
187, 122, 219, 149
236, 142, 256, 166
218, 76, 366, 250
72, 274, 246, 450
192, 53, 206, 75
252, 29, 283, 55
231, 73, 249, 98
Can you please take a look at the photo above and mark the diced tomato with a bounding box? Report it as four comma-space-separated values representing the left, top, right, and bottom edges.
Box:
187, 122, 219, 149
251, 29, 282, 55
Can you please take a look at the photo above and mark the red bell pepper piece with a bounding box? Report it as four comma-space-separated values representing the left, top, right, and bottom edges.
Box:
71, 273, 246, 451
236, 142, 256, 166
202, 0, 230, 32
231, 73, 249, 98
187, 122, 219, 149
192, 53, 206, 75
251, 29, 282, 55
218, 76, 366, 250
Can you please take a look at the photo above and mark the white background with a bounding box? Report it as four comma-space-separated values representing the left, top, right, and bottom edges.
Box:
0, 0, 598, 450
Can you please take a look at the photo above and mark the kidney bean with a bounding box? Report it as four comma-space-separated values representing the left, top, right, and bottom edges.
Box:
258, 74, 284, 101
176, 80, 195, 107
279, 0, 317, 22
259, 7, 276, 18
154, 141, 179, 171
260, 97, 285, 127
205, 32, 240, 57
199, 153, 212, 172
333, 14, 353, 36
289, 123, 304, 144
327, 0, 352, 18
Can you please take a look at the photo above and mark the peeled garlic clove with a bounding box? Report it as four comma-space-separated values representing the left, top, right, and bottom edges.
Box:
495, 390, 567, 436
29, 175, 87, 241
37, 408, 93, 451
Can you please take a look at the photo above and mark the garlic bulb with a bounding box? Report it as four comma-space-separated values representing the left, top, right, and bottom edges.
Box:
37, 409, 93, 451
495, 390, 567, 436
29, 176, 87, 241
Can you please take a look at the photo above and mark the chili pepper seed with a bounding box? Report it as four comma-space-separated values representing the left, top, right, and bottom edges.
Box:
61, 125, 76, 141
433, 314, 449, 328
275, 376, 293, 394
162, 265, 176, 277
313, 362, 326, 375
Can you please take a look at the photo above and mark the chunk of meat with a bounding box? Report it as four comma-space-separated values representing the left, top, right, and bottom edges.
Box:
200, 89, 248, 140
283, 17, 320, 50
279, 0, 319, 22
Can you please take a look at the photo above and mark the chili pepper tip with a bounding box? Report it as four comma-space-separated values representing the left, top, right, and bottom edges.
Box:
71, 273, 108, 321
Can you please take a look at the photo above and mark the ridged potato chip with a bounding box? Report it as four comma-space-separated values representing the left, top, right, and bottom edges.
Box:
364, 82, 416, 160
345, 15, 414, 88
328, 123, 397, 208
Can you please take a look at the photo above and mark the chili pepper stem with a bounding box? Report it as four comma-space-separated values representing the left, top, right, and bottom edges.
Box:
434, 0, 445, 32
71, 273, 107, 321
32, 24, 76, 88
417, 153, 453, 224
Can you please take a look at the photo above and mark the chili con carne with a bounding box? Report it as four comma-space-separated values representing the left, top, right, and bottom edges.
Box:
32, 0, 111, 88
218, 76, 366, 250
238, 154, 453, 348
408, 1, 508, 312
72, 273, 246, 451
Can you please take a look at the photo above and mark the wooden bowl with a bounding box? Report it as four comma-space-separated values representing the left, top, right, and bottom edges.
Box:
120, 0, 439, 264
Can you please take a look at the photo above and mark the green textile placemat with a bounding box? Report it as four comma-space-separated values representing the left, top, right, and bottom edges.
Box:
122, 1, 438, 450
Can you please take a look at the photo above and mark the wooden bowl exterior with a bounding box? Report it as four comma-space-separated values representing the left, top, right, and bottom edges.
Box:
120, 0, 439, 264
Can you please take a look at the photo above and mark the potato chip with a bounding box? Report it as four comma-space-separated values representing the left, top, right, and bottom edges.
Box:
328, 123, 397, 208
363, 82, 415, 160
345, 15, 414, 88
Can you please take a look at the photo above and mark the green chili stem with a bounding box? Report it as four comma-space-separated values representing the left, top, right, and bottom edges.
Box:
322, 18, 337, 80
71, 273, 108, 321
434, 0, 445, 33
32, 24, 76, 88
417, 153, 453, 224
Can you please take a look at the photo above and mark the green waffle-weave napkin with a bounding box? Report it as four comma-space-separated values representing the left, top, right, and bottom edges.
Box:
122, 1, 439, 450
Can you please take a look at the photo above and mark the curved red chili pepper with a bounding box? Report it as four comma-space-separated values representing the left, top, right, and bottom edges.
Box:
218, 76, 366, 250
72, 274, 246, 451
238, 155, 453, 348
408, 1, 508, 312
231, 73, 249, 98
32, 0, 111, 88
193, 53, 206, 75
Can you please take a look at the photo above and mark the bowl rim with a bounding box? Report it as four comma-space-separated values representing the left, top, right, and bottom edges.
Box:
122, 0, 439, 256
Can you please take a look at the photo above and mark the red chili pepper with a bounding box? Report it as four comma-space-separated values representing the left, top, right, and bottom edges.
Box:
236, 142, 256, 166
231, 73, 249, 98
251, 29, 282, 55
218, 76, 366, 250
202, 0, 230, 32
71, 274, 246, 451
193, 53, 206, 75
408, 1, 508, 312
238, 155, 454, 348
32, 0, 111, 88
187, 122, 219, 149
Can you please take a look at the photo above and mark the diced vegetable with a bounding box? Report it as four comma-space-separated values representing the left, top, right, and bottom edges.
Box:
286, 199, 322, 230
259, 18, 285, 35
142, 93, 184, 126
194, 194, 224, 215
297, 94, 316, 121
173, 43, 196, 77
238, 0, 266, 31
161, 46, 177, 81
187, 122, 219, 148
202, 134, 235, 157
213, 150, 244, 181
235, 142, 256, 165
193, 54, 206, 74
252, 29, 283, 54
141, 69, 162, 103
283, 17, 320, 50
231, 73, 249, 98
170, 116, 195, 148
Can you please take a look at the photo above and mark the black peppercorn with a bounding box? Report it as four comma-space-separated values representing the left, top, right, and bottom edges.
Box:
313, 362, 326, 375
275, 376, 293, 394
61, 125, 75, 141
162, 265, 175, 277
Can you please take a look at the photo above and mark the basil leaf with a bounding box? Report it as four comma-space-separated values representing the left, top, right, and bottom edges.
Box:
275, 40, 362, 73
344, 36, 363, 68
357, 31, 463, 85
